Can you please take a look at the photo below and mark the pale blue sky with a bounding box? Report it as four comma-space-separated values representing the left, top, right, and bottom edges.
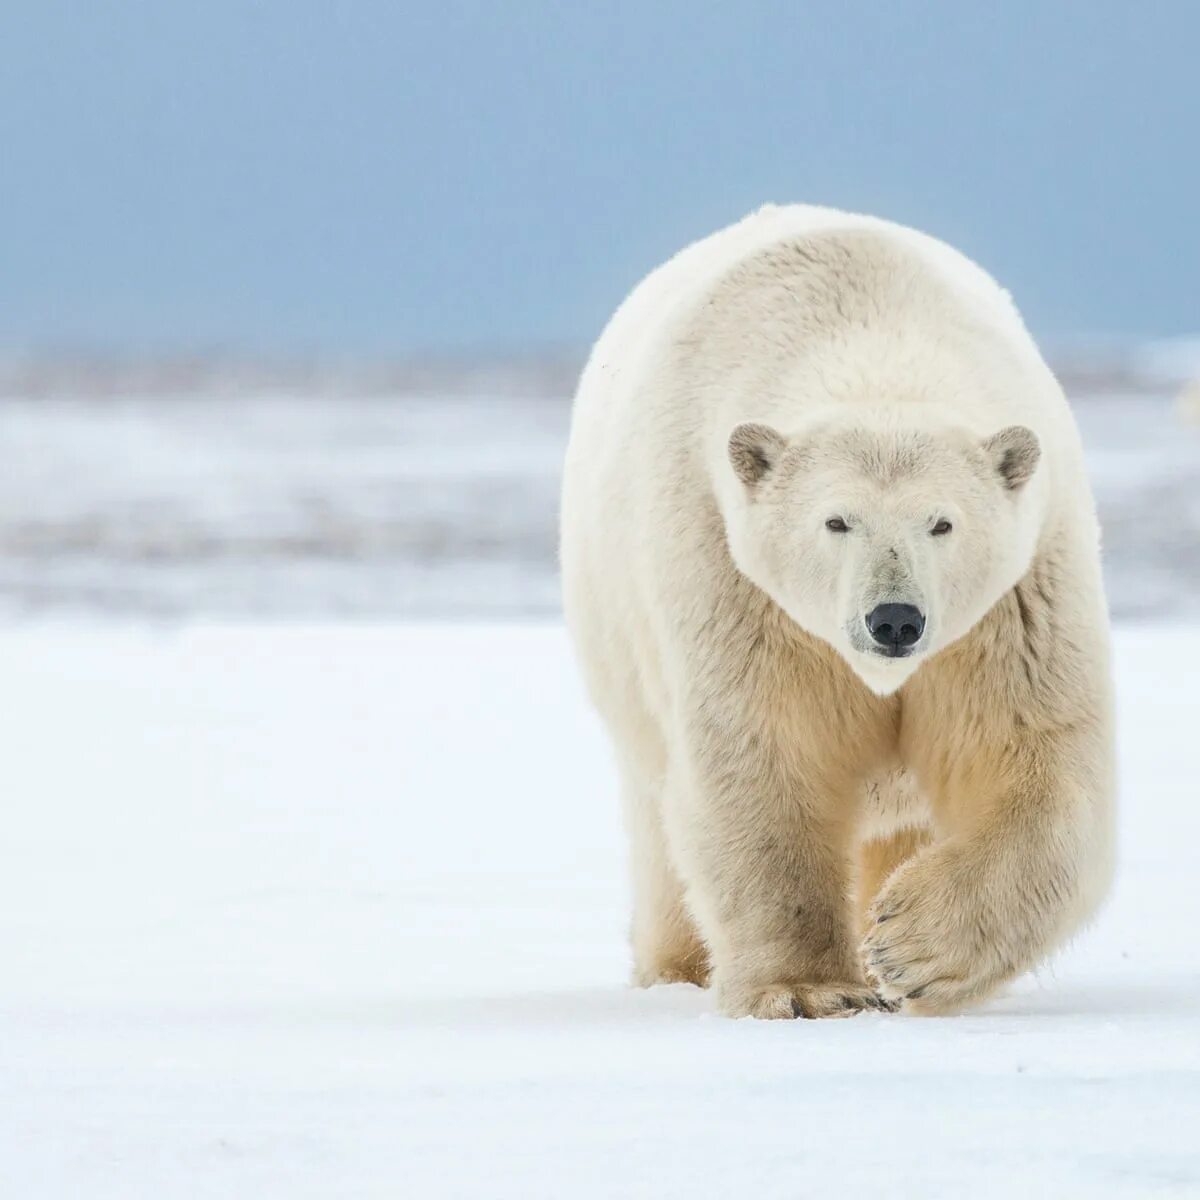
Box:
2, 2, 1196, 355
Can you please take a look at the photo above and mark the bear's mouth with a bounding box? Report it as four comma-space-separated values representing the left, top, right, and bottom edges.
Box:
871, 643, 918, 660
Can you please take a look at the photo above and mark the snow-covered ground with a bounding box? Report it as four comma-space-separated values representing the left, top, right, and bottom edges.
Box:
1, 382, 1198, 620
2, 624, 1197, 1198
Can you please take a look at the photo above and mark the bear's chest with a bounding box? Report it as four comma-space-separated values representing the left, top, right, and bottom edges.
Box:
860, 768, 931, 841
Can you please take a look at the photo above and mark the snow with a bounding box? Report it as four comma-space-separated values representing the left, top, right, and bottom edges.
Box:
1, 623, 1197, 1197
2, 385, 1199, 621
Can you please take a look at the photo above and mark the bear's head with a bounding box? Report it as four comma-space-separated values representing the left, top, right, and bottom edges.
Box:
723, 413, 1043, 694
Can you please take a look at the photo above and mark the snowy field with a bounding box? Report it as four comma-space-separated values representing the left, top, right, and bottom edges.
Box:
1, 377, 1199, 621
2, 366, 1198, 1193
2, 623, 1198, 1198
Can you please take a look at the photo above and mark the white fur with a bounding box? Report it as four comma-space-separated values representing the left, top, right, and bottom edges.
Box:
561, 205, 1114, 1018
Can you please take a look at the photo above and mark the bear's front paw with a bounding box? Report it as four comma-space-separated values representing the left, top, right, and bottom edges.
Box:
860, 846, 1016, 1014
718, 980, 898, 1020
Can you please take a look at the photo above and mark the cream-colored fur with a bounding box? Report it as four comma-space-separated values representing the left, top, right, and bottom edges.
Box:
560, 205, 1115, 1018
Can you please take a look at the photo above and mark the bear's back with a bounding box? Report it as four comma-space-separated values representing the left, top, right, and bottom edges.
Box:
577, 204, 1029, 413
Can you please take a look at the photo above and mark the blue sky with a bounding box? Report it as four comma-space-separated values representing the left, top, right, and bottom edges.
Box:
3, 2, 1196, 355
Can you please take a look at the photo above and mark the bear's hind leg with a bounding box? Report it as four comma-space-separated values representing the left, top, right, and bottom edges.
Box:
623, 763, 710, 988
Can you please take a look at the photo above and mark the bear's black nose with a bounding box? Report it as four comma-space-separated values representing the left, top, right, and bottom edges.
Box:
865, 603, 925, 649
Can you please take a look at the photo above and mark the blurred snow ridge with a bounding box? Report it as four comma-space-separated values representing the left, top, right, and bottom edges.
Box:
0, 353, 1198, 621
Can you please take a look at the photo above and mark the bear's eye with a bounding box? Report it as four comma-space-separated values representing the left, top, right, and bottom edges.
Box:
825, 517, 849, 533
931, 519, 953, 536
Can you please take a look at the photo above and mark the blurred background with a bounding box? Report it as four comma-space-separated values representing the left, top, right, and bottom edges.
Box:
2, 1, 1198, 622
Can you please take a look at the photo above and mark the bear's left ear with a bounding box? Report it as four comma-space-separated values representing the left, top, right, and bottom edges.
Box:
728, 422, 787, 488
982, 425, 1040, 491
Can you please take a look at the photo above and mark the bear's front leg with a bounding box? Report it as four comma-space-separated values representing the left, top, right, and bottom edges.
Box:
861, 731, 1114, 1013
669, 702, 894, 1020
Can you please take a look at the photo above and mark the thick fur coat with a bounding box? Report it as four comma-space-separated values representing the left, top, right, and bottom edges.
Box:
560, 205, 1115, 1018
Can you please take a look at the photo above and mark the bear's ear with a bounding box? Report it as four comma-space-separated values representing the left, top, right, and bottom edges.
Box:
728, 422, 787, 487
982, 425, 1040, 491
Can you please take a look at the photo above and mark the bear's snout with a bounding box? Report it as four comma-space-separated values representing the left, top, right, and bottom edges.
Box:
865, 603, 925, 654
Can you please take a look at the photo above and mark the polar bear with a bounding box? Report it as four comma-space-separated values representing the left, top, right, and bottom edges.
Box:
560, 205, 1114, 1018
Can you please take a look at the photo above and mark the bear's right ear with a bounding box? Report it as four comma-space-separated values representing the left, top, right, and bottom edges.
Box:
728, 422, 787, 488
